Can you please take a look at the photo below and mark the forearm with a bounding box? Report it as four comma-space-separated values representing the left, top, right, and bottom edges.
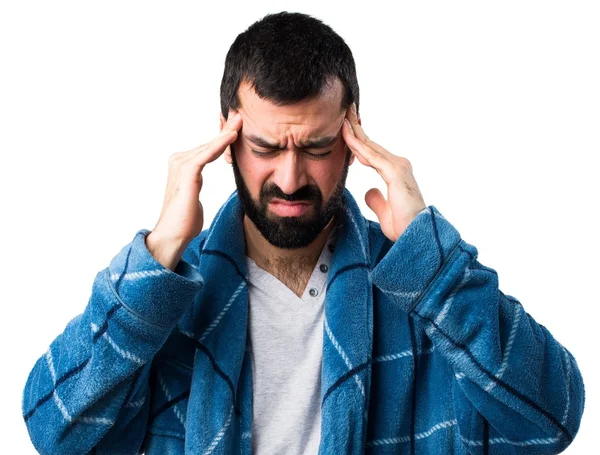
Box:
22, 229, 204, 454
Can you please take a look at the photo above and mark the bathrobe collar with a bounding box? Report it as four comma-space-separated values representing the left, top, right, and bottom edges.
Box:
177, 188, 374, 453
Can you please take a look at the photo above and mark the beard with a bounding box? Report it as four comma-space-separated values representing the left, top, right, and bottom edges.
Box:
230, 144, 351, 250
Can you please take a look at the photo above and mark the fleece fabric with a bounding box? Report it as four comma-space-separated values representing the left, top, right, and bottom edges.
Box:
22, 188, 585, 454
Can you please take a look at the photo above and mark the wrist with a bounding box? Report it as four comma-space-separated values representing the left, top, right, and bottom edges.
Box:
145, 230, 190, 271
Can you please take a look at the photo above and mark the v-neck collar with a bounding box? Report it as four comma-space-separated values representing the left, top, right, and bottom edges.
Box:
245, 228, 337, 306
176, 188, 374, 454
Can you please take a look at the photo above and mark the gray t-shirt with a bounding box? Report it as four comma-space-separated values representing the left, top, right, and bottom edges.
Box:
245, 231, 336, 454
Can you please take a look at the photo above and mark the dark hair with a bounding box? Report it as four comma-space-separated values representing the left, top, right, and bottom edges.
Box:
220, 11, 359, 120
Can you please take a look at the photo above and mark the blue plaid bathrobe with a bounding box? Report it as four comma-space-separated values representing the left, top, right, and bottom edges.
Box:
22, 188, 584, 454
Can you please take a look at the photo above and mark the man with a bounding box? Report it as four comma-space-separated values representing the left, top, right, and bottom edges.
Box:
23, 11, 584, 455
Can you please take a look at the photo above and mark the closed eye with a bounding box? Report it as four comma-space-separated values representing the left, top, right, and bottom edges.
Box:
251, 149, 332, 159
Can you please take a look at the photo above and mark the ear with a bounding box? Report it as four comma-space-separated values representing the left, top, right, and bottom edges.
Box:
347, 145, 356, 166
220, 113, 233, 164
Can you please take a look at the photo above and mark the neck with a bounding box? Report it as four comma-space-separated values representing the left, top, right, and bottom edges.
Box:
243, 214, 336, 273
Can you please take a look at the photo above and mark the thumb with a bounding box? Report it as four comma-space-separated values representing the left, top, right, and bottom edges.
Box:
365, 188, 386, 219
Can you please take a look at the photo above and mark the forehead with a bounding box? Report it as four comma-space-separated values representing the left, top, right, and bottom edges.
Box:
236, 79, 346, 140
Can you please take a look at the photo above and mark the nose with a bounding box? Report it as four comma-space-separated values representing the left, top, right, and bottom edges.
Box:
271, 150, 309, 196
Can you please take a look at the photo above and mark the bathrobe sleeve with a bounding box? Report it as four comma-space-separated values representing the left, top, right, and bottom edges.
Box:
369, 205, 585, 454
22, 229, 204, 455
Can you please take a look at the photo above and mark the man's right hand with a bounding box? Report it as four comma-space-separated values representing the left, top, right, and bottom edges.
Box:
146, 110, 243, 270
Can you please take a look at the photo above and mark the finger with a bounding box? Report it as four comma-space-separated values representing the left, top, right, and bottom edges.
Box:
186, 111, 242, 161
191, 126, 241, 171
225, 109, 243, 129
345, 103, 369, 143
218, 110, 243, 138
199, 129, 239, 167
181, 111, 242, 157
344, 105, 393, 157
345, 103, 366, 141
342, 118, 383, 166
343, 120, 397, 184
343, 128, 370, 167
365, 187, 387, 219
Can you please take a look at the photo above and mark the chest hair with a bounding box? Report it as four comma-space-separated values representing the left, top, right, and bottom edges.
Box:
256, 255, 315, 298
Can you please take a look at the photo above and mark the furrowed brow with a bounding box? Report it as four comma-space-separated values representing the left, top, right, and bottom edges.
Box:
245, 134, 338, 150
245, 135, 285, 150
298, 135, 338, 149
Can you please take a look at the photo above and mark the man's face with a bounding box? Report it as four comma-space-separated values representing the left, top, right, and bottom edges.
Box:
221, 79, 355, 250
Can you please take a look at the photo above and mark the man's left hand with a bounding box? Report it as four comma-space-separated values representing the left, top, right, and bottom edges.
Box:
342, 103, 427, 242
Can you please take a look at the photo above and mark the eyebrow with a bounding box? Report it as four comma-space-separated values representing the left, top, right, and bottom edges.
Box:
244, 134, 338, 150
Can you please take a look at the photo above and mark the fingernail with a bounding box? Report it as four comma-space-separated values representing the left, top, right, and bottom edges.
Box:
351, 103, 357, 114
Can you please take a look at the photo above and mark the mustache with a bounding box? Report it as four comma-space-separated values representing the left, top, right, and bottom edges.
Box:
261, 184, 321, 203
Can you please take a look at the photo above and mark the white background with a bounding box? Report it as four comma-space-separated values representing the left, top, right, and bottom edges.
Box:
1, 1, 597, 453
